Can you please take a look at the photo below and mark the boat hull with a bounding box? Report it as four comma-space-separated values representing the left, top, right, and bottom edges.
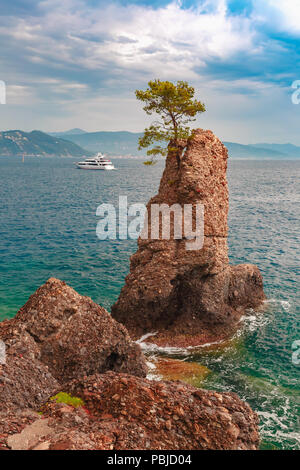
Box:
76, 164, 114, 170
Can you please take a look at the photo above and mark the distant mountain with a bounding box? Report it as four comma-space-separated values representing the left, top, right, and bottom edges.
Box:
223, 142, 287, 160
49, 128, 87, 137
251, 143, 300, 159
2, 129, 299, 159
0, 130, 90, 157
60, 131, 143, 155
57, 130, 299, 158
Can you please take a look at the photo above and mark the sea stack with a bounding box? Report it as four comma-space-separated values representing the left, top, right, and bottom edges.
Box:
112, 129, 265, 347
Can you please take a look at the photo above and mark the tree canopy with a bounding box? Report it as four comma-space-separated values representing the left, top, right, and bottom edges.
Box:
135, 79, 206, 165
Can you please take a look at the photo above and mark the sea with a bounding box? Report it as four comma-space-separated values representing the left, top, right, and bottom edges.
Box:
0, 156, 299, 450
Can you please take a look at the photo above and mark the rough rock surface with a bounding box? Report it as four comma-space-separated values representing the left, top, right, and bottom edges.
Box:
0, 409, 42, 450
3, 372, 259, 450
112, 129, 265, 346
0, 320, 59, 412
0, 278, 147, 413
0, 278, 261, 450
15, 278, 147, 381
7, 416, 54, 450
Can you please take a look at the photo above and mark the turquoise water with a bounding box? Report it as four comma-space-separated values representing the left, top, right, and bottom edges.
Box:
0, 156, 299, 449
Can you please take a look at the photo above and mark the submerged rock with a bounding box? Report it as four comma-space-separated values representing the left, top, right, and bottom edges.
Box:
149, 357, 210, 387
112, 129, 265, 346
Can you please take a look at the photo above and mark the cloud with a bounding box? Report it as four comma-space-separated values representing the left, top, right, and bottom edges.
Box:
252, 0, 300, 36
0, 0, 256, 85
0, 0, 299, 143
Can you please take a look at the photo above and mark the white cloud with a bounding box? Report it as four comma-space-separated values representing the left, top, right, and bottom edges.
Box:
0, 0, 299, 143
6, 85, 33, 105
253, 0, 300, 35
1, 0, 256, 81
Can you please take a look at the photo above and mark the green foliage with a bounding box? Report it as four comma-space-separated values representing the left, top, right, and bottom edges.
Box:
50, 392, 85, 408
136, 79, 205, 164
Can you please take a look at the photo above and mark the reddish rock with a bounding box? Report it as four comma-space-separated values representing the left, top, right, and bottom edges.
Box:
13, 278, 147, 382
32, 372, 259, 450
0, 278, 147, 416
0, 319, 59, 412
0, 409, 41, 450
0, 279, 261, 451
112, 129, 265, 345
149, 357, 210, 386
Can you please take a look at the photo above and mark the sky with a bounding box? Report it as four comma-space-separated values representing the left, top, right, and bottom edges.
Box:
0, 0, 300, 144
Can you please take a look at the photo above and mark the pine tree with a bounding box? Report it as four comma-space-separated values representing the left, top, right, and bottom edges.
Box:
136, 79, 206, 166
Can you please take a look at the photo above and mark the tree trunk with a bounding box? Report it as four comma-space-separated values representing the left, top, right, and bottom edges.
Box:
176, 149, 181, 168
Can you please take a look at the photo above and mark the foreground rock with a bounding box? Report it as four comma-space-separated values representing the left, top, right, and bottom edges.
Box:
0, 321, 59, 412
0, 279, 260, 450
3, 372, 259, 450
16, 278, 147, 382
112, 129, 265, 346
0, 278, 147, 413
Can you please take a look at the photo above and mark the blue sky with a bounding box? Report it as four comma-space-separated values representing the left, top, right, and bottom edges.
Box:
0, 0, 300, 143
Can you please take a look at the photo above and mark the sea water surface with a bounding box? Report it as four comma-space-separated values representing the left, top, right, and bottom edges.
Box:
0, 156, 299, 449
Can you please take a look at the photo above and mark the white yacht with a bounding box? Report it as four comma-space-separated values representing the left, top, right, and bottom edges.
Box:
76, 152, 115, 170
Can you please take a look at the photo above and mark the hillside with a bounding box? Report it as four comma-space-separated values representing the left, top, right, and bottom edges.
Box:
251, 143, 300, 158
55, 130, 300, 159
58, 131, 144, 155
2, 129, 299, 159
223, 142, 287, 159
0, 130, 90, 157
49, 128, 87, 137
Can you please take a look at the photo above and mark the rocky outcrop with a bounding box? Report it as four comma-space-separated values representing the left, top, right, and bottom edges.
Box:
3, 372, 259, 450
112, 129, 265, 346
15, 278, 147, 382
0, 278, 261, 450
0, 327, 59, 412
0, 278, 147, 413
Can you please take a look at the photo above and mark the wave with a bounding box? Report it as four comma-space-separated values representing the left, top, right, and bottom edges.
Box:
136, 331, 228, 356
136, 304, 278, 355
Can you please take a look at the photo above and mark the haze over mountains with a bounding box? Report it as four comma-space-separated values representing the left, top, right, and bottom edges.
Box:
54, 130, 145, 156
0, 129, 299, 159
52, 129, 300, 159
50, 128, 87, 137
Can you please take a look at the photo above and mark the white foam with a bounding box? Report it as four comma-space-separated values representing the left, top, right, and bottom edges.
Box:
281, 301, 292, 312
136, 334, 227, 356
136, 331, 158, 344
264, 298, 292, 312
240, 312, 272, 333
